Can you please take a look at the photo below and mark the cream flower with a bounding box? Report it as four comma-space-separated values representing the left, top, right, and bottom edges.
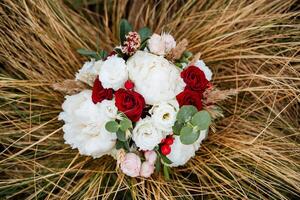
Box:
194, 60, 212, 81
120, 153, 141, 177
147, 34, 165, 55
161, 33, 176, 52
59, 90, 117, 158
132, 117, 164, 151
150, 100, 179, 132
98, 55, 128, 90
144, 150, 157, 165
75, 59, 102, 86
148, 33, 176, 55
127, 51, 185, 105
140, 161, 155, 178
166, 129, 208, 167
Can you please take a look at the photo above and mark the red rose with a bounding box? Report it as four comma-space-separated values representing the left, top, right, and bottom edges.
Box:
115, 89, 145, 122
92, 77, 114, 104
181, 66, 208, 92
176, 89, 203, 110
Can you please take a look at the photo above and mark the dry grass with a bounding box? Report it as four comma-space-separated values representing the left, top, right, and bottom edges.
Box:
0, 0, 300, 199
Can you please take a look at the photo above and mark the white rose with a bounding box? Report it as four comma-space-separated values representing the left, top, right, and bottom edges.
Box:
161, 33, 176, 52
148, 33, 176, 55
150, 100, 179, 132
147, 34, 165, 55
166, 130, 208, 167
194, 60, 212, 81
98, 55, 128, 90
120, 153, 141, 177
59, 90, 117, 158
132, 117, 164, 151
127, 51, 185, 105
75, 60, 102, 86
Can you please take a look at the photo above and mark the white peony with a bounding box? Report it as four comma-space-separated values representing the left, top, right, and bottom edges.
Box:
75, 60, 102, 86
194, 60, 212, 81
148, 33, 176, 56
132, 117, 164, 151
59, 90, 117, 158
127, 51, 185, 105
98, 55, 128, 90
149, 100, 179, 132
166, 129, 208, 167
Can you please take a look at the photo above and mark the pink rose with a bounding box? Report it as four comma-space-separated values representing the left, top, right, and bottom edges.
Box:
140, 161, 155, 178
144, 150, 157, 165
120, 153, 141, 177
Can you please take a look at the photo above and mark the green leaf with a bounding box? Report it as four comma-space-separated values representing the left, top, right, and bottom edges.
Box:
116, 140, 124, 150
105, 121, 119, 133
172, 121, 183, 135
163, 165, 170, 180
77, 48, 98, 58
176, 105, 198, 123
161, 154, 172, 164
155, 158, 161, 173
139, 40, 148, 50
116, 130, 127, 141
183, 51, 193, 58
123, 141, 130, 151
120, 118, 132, 131
191, 110, 212, 130
180, 126, 200, 145
138, 27, 152, 42
99, 50, 108, 59
114, 48, 124, 57
175, 62, 183, 68
119, 19, 132, 44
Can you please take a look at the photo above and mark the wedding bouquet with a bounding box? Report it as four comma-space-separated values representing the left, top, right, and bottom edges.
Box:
57, 19, 227, 178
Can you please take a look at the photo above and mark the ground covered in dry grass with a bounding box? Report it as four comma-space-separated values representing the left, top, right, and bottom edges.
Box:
0, 0, 299, 199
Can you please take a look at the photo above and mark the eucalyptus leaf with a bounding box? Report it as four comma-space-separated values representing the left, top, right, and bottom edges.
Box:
183, 51, 193, 58
138, 27, 152, 42
139, 40, 148, 50
99, 50, 108, 59
155, 158, 161, 172
180, 126, 200, 145
120, 118, 132, 131
77, 48, 98, 58
176, 105, 198, 123
191, 110, 212, 130
172, 121, 183, 135
161, 154, 172, 164
105, 121, 119, 133
116, 140, 124, 150
116, 130, 127, 142
163, 165, 170, 180
119, 19, 132, 44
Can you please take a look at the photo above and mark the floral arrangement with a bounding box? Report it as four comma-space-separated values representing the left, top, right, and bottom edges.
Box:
57, 19, 230, 178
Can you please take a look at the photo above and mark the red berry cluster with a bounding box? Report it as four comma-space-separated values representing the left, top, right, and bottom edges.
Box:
160, 135, 174, 155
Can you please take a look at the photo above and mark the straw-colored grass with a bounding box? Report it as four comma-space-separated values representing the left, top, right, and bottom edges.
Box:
0, 0, 299, 199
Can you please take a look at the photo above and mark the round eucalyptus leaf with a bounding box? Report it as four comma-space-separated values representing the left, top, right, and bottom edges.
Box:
172, 121, 183, 135
180, 126, 200, 145
116, 130, 127, 142
191, 110, 212, 130
176, 105, 198, 123
120, 118, 132, 131
105, 121, 119, 133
